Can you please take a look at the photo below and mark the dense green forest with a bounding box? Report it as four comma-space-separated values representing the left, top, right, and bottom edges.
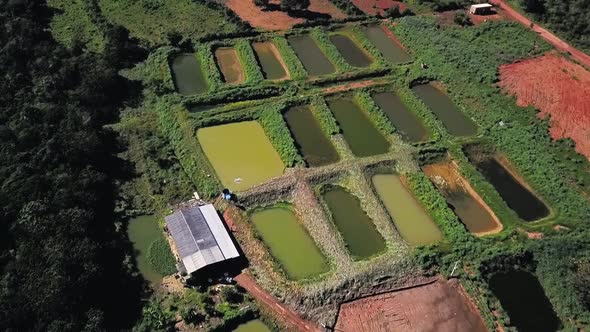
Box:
518, 0, 590, 52
0, 0, 145, 330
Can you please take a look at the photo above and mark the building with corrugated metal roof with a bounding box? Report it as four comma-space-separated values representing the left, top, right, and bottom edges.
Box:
165, 204, 239, 274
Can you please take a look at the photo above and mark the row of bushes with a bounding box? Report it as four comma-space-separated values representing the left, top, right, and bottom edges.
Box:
272, 36, 308, 80
349, 25, 389, 67
309, 27, 354, 72
353, 90, 396, 136
309, 96, 340, 135
234, 39, 265, 83
256, 104, 305, 167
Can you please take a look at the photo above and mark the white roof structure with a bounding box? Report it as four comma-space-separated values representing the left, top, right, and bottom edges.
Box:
165, 204, 239, 274
470, 3, 493, 8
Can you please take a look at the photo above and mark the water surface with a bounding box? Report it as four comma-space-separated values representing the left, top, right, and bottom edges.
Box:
372, 91, 429, 142
329, 34, 374, 68
288, 34, 335, 76
322, 188, 386, 259
128, 215, 163, 285
252, 42, 288, 80
215, 47, 245, 84
252, 207, 329, 280
362, 25, 411, 64
233, 320, 272, 332
284, 106, 339, 167
197, 121, 284, 191
489, 270, 560, 332
171, 54, 208, 95
372, 174, 442, 245
412, 83, 477, 136
327, 98, 389, 157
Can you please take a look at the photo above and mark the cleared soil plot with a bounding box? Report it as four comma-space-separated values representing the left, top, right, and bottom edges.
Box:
412, 82, 478, 137
288, 34, 336, 76
335, 279, 488, 332
498, 53, 590, 161
214, 47, 245, 85
252, 42, 289, 80
251, 207, 329, 280
327, 98, 390, 157
423, 162, 502, 236
171, 54, 208, 95
197, 121, 284, 192
362, 25, 411, 64
372, 91, 429, 142
322, 187, 386, 260
223, 0, 303, 30
284, 106, 339, 167
489, 270, 561, 332
330, 33, 375, 68
372, 174, 442, 245
352, 0, 407, 15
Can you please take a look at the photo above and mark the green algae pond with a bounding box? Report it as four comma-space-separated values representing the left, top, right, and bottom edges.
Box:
252, 42, 288, 80
329, 33, 374, 68
171, 54, 209, 95
233, 319, 272, 332
362, 25, 411, 64
327, 98, 389, 157
215, 47, 245, 84
372, 91, 429, 142
251, 207, 329, 280
372, 174, 442, 246
284, 106, 339, 167
322, 188, 385, 260
412, 83, 477, 137
288, 34, 335, 76
127, 215, 163, 285
197, 121, 284, 191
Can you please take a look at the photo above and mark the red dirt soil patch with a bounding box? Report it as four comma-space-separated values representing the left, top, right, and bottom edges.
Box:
223, 0, 303, 31
335, 279, 488, 332
499, 53, 590, 161
352, 0, 407, 15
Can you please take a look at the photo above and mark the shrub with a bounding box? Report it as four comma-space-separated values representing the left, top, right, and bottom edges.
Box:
147, 238, 177, 276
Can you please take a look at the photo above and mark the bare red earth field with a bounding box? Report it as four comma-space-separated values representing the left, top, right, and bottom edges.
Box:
352, 0, 407, 15
335, 279, 488, 332
499, 53, 590, 161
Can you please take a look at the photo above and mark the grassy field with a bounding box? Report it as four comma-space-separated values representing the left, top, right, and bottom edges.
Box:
47, 0, 106, 52
98, 0, 239, 45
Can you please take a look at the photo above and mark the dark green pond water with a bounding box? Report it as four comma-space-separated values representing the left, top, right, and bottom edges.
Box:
284, 106, 339, 167
252, 42, 287, 80
372, 91, 429, 142
288, 34, 335, 76
322, 188, 386, 260
470, 157, 549, 221
327, 98, 389, 157
489, 270, 561, 332
329, 34, 374, 68
412, 83, 477, 137
362, 25, 411, 64
171, 54, 208, 95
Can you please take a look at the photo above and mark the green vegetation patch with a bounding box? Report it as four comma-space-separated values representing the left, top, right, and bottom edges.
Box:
98, 0, 239, 45
147, 237, 177, 276
47, 0, 106, 52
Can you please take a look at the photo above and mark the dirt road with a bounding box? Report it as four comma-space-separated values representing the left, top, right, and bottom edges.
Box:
490, 0, 590, 68
235, 273, 322, 332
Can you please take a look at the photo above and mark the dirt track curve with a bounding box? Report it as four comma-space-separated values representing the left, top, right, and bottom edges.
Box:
235, 273, 322, 332
491, 0, 590, 68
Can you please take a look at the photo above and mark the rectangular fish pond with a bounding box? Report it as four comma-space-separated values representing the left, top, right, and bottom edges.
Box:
252, 42, 289, 80
251, 207, 329, 280
322, 187, 386, 260
423, 162, 502, 235
327, 98, 390, 157
464, 146, 549, 221
372, 174, 442, 246
372, 91, 429, 142
489, 270, 561, 332
329, 32, 374, 68
197, 121, 284, 192
171, 53, 209, 95
412, 83, 477, 137
287, 34, 335, 76
284, 106, 339, 167
215, 47, 245, 84
362, 25, 411, 64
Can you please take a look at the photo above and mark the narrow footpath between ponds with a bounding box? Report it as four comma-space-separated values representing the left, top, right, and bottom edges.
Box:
235, 273, 322, 332
491, 0, 590, 69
